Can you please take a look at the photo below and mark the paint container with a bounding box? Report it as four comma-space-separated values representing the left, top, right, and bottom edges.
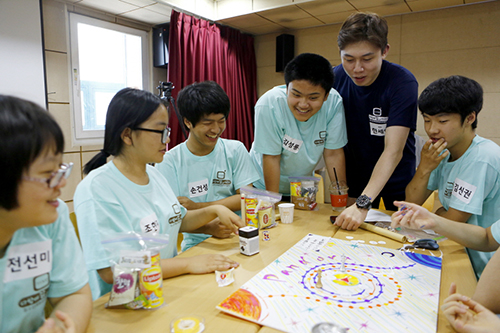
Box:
239, 226, 259, 256
171, 316, 205, 333
311, 322, 347, 333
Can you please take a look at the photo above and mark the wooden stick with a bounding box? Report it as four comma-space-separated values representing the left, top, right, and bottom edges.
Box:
359, 222, 407, 243
240, 193, 246, 225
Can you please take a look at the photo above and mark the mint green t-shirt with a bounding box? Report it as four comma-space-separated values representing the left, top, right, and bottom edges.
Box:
428, 135, 500, 277
0, 201, 88, 333
74, 161, 186, 299
157, 139, 260, 250
250, 85, 347, 194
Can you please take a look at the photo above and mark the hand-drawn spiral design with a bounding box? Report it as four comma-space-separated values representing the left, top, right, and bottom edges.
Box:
299, 263, 405, 309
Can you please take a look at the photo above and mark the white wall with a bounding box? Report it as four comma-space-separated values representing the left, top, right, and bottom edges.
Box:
0, 0, 46, 107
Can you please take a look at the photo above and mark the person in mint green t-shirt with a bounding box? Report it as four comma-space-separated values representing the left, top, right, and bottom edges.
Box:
249, 53, 348, 195
0, 95, 92, 333
405, 76, 500, 278
74, 88, 244, 300
157, 81, 260, 251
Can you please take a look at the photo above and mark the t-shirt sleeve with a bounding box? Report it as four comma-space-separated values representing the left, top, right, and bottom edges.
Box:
231, 142, 262, 189
427, 167, 440, 191
386, 74, 418, 130
325, 91, 348, 150
75, 197, 115, 272
491, 220, 500, 244
445, 161, 499, 215
47, 201, 89, 298
75, 179, 134, 272
253, 95, 284, 156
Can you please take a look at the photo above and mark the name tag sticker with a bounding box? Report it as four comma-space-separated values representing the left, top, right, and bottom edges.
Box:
283, 134, 303, 153
188, 179, 209, 198
369, 122, 386, 136
140, 213, 159, 234
452, 178, 476, 204
4, 240, 52, 283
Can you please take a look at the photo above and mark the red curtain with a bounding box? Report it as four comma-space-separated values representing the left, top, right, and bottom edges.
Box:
167, 10, 257, 150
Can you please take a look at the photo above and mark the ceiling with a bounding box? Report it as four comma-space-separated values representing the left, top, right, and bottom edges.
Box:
65, 0, 492, 35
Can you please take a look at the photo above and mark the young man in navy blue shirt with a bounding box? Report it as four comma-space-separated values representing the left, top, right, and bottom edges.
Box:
333, 12, 418, 230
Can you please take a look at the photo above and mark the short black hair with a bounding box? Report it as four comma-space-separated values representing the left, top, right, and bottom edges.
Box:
84, 88, 164, 174
177, 81, 230, 132
338, 12, 388, 52
0, 95, 64, 210
284, 53, 334, 94
418, 75, 483, 129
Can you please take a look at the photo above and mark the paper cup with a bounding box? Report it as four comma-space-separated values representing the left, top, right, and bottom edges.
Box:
278, 203, 295, 224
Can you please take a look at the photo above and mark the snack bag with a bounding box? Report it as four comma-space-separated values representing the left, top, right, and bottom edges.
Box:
107, 264, 144, 309
101, 232, 169, 310
240, 186, 282, 229
289, 176, 320, 211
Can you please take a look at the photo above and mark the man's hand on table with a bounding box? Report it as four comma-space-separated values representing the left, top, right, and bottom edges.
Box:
334, 204, 368, 230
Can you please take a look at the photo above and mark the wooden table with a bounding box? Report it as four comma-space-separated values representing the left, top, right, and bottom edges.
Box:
87, 204, 476, 332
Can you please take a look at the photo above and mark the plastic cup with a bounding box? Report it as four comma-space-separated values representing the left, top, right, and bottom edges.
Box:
329, 182, 348, 212
278, 203, 295, 224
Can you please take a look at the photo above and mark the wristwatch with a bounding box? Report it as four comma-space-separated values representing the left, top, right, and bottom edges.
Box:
356, 195, 372, 210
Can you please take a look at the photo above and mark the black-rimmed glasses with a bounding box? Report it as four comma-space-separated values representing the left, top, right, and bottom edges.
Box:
23, 162, 74, 188
134, 127, 171, 144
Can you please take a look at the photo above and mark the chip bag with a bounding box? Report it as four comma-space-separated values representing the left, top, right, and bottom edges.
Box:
289, 176, 320, 211
101, 232, 169, 310
240, 186, 282, 229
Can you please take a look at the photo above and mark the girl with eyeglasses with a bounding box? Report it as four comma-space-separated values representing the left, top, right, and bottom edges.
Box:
74, 88, 242, 300
0, 95, 92, 333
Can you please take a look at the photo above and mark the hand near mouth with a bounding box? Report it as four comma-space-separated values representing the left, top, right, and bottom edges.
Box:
418, 138, 449, 174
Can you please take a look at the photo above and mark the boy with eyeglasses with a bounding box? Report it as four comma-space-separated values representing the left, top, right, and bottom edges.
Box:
156, 81, 260, 251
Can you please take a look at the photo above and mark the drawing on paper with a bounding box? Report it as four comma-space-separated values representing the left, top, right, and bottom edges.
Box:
217, 234, 442, 333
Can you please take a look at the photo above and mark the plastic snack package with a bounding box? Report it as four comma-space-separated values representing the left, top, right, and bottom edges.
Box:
101, 232, 169, 309
240, 186, 282, 229
289, 176, 320, 211
107, 264, 145, 309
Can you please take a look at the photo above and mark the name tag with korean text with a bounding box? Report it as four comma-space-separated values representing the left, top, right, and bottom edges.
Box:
4, 240, 52, 283
282, 134, 302, 153
140, 213, 160, 233
452, 178, 476, 204
188, 179, 209, 198
369, 122, 387, 136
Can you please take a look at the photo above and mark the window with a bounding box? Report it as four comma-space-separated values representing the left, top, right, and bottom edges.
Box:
69, 13, 149, 145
